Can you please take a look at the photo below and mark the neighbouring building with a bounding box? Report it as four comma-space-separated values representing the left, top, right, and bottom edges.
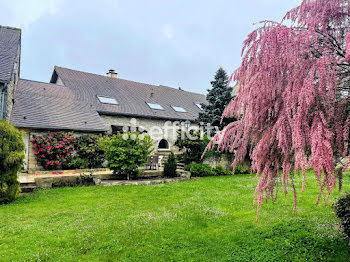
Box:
0, 26, 21, 121
0, 25, 207, 172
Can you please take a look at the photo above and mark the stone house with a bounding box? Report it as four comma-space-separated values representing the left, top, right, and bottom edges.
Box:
0, 25, 207, 172
0, 26, 21, 121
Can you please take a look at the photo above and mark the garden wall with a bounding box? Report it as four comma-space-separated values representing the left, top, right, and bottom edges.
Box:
203, 154, 251, 172
203, 154, 235, 170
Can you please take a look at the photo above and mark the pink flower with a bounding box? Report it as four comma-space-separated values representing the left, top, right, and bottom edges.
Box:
48, 135, 53, 140
34, 151, 39, 155
55, 161, 59, 165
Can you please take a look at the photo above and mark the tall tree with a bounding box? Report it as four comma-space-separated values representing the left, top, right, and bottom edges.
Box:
197, 67, 234, 134
206, 0, 350, 220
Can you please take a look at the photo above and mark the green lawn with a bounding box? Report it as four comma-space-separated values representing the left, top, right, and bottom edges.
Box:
1, 173, 349, 262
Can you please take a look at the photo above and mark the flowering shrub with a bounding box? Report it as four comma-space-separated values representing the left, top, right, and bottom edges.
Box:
31, 132, 76, 170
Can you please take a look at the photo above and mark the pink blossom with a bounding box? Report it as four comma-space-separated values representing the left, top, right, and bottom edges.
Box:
345, 31, 350, 62
205, 0, 349, 220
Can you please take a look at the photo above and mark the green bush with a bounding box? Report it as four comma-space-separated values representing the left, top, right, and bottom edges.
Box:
235, 164, 250, 174
175, 130, 220, 165
334, 192, 350, 242
189, 164, 232, 177
63, 157, 88, 170
189, 163, 216, 177
100, 133, 153, 179
164, 152, 177, 178
214, 165, 232, 176
0, 121, 25, 203
75, 135, 105, 168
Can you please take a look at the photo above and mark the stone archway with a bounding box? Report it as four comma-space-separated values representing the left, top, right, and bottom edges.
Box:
158, 139, 170, 150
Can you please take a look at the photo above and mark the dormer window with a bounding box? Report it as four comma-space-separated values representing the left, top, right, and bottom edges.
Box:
97, 96, 118, 105
172, 105, 187, 113
146, 102, 164, 110
195, 103, 203, 110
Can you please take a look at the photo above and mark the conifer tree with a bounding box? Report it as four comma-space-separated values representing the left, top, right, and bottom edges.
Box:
196, 67, 234, 134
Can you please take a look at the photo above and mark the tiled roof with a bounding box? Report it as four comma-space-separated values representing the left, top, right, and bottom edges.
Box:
0, 26, 21, 82
52, 66, 207, 121
11, 79, 107, 132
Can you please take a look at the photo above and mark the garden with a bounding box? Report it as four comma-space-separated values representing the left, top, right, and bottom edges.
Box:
0, 173, 349, 261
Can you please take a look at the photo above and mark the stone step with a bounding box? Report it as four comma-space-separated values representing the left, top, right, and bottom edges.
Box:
20, 183, 36, 193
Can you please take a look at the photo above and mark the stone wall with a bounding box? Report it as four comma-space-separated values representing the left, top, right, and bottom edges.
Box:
101, 115, 200, 152
203, 154, 235, 170
4, 46, 20, 121
203, 154, 251, 172
22, 116, 201, 172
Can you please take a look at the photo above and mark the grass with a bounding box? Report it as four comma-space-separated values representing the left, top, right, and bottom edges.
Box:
0, 172, 349, 261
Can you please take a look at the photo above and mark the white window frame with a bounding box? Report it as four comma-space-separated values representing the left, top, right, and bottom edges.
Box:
171, 105, 187, 113
195, 103, 203, 110
97, 96, 119, 105
146, 102, 164, 110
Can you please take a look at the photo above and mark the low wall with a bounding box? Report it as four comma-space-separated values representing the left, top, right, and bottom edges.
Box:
203, 154, 234, 170
203, 154, 250, 172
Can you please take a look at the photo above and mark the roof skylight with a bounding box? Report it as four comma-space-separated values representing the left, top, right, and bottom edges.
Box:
195, 103, 203, 110
146, 102, 164, 110
172, 105, 187, 113
97, 96, 118, 105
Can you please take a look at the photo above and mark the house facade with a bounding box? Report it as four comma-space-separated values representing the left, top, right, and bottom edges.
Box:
0, 25, 207, 172
0, 26, 21, 121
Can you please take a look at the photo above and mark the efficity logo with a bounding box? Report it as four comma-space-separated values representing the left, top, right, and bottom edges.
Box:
121, 118, 221, 141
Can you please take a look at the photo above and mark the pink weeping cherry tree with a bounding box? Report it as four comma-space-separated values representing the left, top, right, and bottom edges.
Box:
205, 0, 350, 220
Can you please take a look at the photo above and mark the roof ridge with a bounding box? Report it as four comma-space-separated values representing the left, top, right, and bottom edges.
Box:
20, 78, 65, 87
54, 65, 205, 97
0, 25, 21, 31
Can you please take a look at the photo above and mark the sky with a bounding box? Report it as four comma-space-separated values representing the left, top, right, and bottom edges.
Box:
0, 0, 302, 94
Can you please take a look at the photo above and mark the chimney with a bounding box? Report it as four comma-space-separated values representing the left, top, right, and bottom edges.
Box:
107, 69, 118, 78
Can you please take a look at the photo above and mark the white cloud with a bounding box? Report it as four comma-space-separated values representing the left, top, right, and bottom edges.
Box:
162, 24, 174, 40
3, 0, 63, 29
